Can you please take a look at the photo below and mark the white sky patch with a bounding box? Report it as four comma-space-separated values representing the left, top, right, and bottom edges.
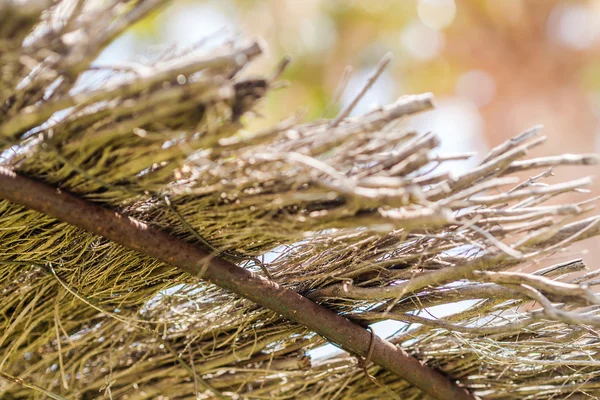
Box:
307, 342, 341, 360
161, 3, 237, 48
417, 299, 480, 320
93, 31, 138, 64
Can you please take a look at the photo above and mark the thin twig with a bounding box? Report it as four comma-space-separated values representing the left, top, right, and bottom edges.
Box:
0, 370, 69, 400
330, 53, 392, 128
322, 65, 353, 117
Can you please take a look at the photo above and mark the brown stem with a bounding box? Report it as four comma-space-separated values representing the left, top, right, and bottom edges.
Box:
0, 167, 476, 400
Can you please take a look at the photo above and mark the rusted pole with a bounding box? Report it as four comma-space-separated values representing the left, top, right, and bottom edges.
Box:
0, 167, 476, 400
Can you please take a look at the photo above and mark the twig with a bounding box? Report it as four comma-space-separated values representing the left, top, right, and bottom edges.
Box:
270, 56, 291, 82
62, 0, 85, 33
532, 258, 586, 278
502, 154, 599, 175
428, 135, 547, 200
480, 125, 543, 164
358, 310, 542, 335
439, 177, 519, 206
164, 341, 226, 399
356, 131, 440, 179
468, 224, 523, 259
448, 177, 592, 208
473, 271, 600, 306
0, 370, 68, 400
329, 53, 392, 128
54, 300, 69, 390
322, 65, 353, 117
508, 167, 555, 194
513, 284, 600, 328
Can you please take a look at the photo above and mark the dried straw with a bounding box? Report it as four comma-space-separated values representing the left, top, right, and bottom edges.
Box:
0, 1, 599, 399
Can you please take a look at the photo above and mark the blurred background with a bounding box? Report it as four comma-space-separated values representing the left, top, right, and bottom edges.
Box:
97, 0, 600, 267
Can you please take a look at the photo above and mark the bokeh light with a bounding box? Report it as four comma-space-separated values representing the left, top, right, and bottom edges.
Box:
547, 3, 600, 50
417, 0, 456, 30
400, 20, 445, 61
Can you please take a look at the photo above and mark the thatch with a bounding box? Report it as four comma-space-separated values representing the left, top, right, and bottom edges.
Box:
1, 1, 600, 399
